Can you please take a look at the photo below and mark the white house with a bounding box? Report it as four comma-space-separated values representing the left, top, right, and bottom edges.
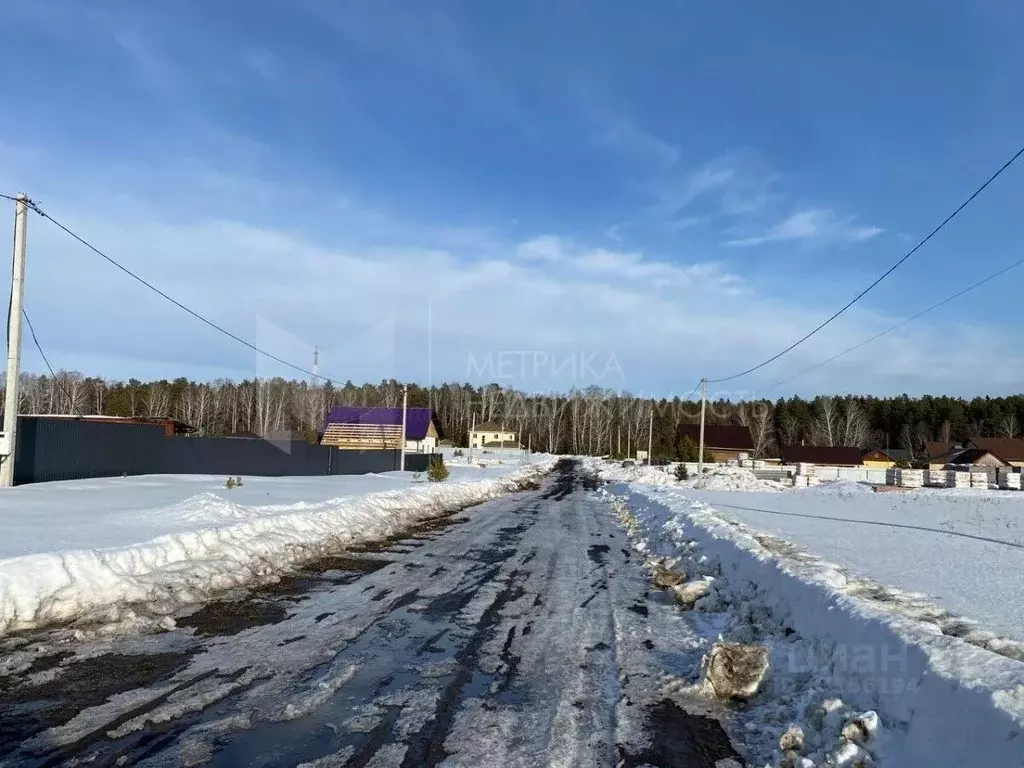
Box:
469, 422, 517, 449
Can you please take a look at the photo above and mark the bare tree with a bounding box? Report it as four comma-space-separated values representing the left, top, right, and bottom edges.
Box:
939, 419, 952, 444
628, 397, 648, 458
740, 401, 775, 458
1000, 412, 1019, 438
254, 378, 287, 435
777, 414, 802, 447
811, 397, 840, 446
899, 423, 918, 459
145, 383, 171, 418
840, 401, 870, 448
90, 379, 106, 414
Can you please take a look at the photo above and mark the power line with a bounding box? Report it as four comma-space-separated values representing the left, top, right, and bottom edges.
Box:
26, 200, 330, 382
7, 196, 394, 423
707, 142, 1024, 384
22, 308, 79, 409
758, 254, 1024, 394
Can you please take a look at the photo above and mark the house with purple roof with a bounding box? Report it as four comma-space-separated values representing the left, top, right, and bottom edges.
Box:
320, 406, 441, 454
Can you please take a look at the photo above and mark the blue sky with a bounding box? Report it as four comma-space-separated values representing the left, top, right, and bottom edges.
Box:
2, 0, 1024, 398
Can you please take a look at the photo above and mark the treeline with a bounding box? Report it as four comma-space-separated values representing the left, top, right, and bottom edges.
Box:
7, 371, 1024, 460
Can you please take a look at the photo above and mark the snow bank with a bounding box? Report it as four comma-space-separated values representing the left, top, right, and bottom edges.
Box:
0, 459, 554, 636
591, 461, 678, 486
611, 482, 1024, 767
593, 459, 784, 492
681, 465, 785, 493
794, 478, 875, 497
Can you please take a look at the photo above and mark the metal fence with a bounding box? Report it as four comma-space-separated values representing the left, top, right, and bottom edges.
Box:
14, 417, 434, 485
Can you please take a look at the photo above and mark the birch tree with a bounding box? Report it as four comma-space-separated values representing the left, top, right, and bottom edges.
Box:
811, 397, 840, 446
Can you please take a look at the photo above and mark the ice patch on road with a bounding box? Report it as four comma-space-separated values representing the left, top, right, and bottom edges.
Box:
278, 663, 357, 721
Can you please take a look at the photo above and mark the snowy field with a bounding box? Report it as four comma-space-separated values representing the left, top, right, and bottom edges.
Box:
0, 456, 554, 636
596, 460, 1024, 766
599, 461, 1024, 641
689, 482, 1024, 643
440, 445, 531, 467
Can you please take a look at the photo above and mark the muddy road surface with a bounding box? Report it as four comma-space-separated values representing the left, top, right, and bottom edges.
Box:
1, 460, 741, 767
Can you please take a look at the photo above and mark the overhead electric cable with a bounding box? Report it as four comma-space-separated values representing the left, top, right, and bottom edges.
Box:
707, 143, 1024, 384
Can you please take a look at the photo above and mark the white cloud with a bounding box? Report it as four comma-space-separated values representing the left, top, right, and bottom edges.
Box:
2, 153, 1014, 398
517, 235, 567, 262
724, 208, 884, 247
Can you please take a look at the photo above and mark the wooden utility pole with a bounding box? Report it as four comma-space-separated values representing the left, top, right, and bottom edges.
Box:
0, 195, 29, 488
697, 378, 708, 485
646, 406, 653, 466
400, 384, 408, 472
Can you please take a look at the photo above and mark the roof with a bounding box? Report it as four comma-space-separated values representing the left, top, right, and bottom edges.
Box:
324, 406, 436, 440
472, 422, 515, 434
20, 414, 196, 434
779, 445, 864, 465
862, 449, 893, 461
925, 441, 955, 459
861, 448, 912, 462
676, 424, 754, 451
968, 437, 1024, 462
948, 447, 1007, 466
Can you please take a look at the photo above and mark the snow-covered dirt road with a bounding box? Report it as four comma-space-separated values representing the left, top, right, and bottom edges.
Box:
0, 460, 742, 767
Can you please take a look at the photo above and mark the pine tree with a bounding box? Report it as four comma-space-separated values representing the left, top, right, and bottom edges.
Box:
677, 435, 700, 462
428, 456, 450, 482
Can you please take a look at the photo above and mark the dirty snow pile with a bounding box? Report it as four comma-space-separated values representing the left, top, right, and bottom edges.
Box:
0, 459, 555, 637
594, 460, 784, 492
678, 465, 785, 493
603, 482, 1024, 767
591, 461, 678, 486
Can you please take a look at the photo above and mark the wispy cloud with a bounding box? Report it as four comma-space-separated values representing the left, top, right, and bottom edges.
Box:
515, 234, 743, 292
648, 165, 735, 218
724, 208, 884, 247
592, 117, 681, 170
114, 30, 185, 97
643, 155, 780, 234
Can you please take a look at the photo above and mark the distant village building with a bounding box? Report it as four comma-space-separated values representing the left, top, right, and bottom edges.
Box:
779, 445, 864, 467
860, 448, 912, 469
469, 422, 517, 449
967, 438, 1024, 468
320, 406, 440, 453
926, 438, 1024, 469
676, 424, 754, 463
947, 447, 1006, 469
